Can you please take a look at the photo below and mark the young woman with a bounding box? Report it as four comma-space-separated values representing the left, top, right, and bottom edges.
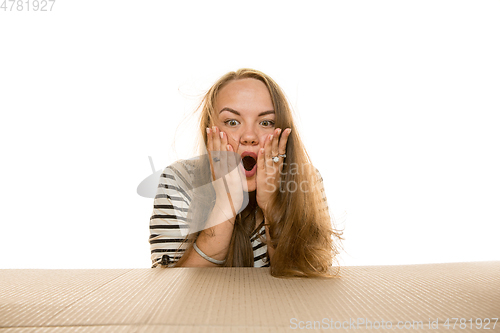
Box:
149, 68, 343, 277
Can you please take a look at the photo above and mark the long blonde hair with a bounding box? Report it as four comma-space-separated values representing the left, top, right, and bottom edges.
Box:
176, 68, 343, 277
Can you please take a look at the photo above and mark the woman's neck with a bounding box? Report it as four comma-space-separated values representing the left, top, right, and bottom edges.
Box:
241, 191, 263, 230
243, 191, 257, 213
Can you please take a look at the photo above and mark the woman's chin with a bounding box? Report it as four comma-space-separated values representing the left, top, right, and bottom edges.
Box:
245, 178, 256, 192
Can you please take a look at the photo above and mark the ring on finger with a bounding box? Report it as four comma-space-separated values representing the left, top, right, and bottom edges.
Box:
272, 153, 286, 163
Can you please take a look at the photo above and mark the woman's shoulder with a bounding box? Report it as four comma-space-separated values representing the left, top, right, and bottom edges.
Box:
161, 157, 213, 195
162, 157, 203, 180
163, 158, 199, 174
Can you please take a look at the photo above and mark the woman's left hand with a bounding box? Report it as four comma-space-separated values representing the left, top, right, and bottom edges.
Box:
256, 127, 291, 217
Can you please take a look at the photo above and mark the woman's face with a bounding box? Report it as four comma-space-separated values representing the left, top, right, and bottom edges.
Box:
213, 78, 276, 192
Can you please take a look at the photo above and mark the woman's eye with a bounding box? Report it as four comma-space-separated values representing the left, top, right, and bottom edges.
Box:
260, 120, 275, 127
224, 119, 240, 127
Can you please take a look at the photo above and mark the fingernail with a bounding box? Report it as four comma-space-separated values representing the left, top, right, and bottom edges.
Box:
212, 126, 216, 132
206, 128, 210, 134
270, 134, 273, 141
220, 132, 224, 139
260, 148, 264, 154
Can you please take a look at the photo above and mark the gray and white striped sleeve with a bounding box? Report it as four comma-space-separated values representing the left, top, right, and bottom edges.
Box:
149, 165, 191, 268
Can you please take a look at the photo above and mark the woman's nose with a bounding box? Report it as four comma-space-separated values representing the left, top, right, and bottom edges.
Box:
240, 126, 259, 145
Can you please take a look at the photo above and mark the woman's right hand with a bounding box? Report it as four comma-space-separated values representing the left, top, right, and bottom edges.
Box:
206, 126, 248, 220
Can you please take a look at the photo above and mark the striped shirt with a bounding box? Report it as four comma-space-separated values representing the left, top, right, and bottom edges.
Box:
149, 159, 328, 268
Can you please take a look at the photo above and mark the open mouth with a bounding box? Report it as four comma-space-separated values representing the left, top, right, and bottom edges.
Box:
242, 156, 257, 171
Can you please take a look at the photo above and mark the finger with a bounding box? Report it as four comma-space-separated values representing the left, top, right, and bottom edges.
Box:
278, 128, 291, 155
257, 144, 265, 172
212, 126, 221, 151
210, 127, 222, 179
206, 128, 216, 180
211, 127, 222, 180
219, 131, 228, 177
224, 134, 237, 175
226, 143, 236, 175
272, 128, 283, 173
207, 127, 213, 152
272, 128, 281, 158
271, 129, 283, 178
220, 131, 228, 151
277, 128, 290, 174
271, 129, 281, 174
264, 133, 275, 173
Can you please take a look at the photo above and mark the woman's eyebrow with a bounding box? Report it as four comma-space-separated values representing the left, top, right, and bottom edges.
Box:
219, 107, 240, 115
219, 107, 275, 117
258, 110, 275, 116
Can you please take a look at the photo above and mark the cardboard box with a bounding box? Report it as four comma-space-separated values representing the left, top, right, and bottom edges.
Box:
1, 262, 499, 332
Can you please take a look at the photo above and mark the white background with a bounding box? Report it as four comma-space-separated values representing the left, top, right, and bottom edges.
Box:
1, 1, 499, 269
